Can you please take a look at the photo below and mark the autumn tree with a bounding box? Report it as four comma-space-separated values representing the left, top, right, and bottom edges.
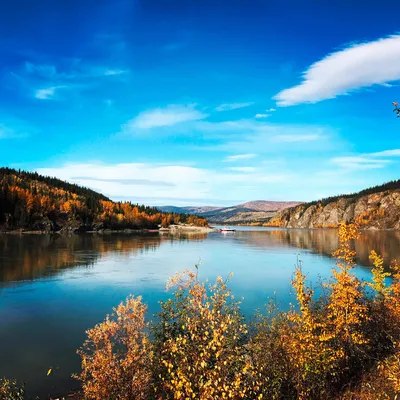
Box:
153, 270, 253, 400
76, 296, 153, 400
0, 168, 208, 231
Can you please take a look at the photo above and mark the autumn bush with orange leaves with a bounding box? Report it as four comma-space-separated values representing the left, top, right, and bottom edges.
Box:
0, 378, 25, 400
72, 222, 400, 399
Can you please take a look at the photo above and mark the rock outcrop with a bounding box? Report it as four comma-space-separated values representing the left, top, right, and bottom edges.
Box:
267, 190, 400, 229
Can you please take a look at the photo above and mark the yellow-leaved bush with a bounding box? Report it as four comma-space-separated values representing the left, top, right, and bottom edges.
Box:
75, 223, 400, 400
0, 378, 24, 400
75, 296, 152, 400
154, 269, 252, 399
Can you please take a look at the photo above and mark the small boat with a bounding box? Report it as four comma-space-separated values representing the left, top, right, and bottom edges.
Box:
219, 226, 236, 232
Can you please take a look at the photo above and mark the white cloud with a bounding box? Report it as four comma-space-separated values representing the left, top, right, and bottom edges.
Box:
123, 105, 207, 131
35, 162, 288, 204
117, 107, 331, 160
25, 60, 129, 80
255, 113, 271, 118
227, 167, 257, 173
35, 86, 65, 99
331, 148, 400, 170
267, 108, 276, 112
103, 68, 128, 76
24, 61, 129, 101
215, 102, 254, 111
37, 163, 210, 201
224, 153, 258, 162
25, 62, 58, 79
332, 156, 389, 170
198, 120, 330, 155
274, 34, 400, 106
370, 149, 400, 157
272, 134, 320, 142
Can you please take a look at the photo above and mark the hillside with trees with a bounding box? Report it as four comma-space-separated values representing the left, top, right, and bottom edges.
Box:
0, 168, 208, 232
265, 179, 400, 229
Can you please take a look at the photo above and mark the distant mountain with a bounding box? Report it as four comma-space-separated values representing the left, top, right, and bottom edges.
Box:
266, 179, 400, 229
184, 206, 221, 214
156, 206, 193, 214
158, 201, 302, 224
157, 205, 220, 214
236, 201, 301, 212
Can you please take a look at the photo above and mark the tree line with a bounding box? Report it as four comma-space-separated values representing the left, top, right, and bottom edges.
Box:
0, 168, 208, 231
304, 178, 400, 209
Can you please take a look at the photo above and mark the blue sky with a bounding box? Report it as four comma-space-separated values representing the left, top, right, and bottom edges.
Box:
1, 0, 400, 206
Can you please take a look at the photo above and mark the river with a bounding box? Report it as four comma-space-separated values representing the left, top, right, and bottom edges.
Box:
1, 227, 399, 398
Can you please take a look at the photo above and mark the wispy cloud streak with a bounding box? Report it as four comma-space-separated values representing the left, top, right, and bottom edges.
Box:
274, 34, 400, 106
123, 105, 207, 131
216, 102, 254, 111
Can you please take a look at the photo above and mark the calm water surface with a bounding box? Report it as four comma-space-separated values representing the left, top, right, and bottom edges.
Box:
1, 227, 400, 398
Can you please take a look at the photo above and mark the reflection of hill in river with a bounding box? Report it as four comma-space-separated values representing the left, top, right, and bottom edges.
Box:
1, 230, 398, 283
0, 233, 207, 283
235, 229, 400, 268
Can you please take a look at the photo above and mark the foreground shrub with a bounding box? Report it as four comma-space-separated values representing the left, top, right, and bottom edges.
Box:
347, 258, 400, 399
76, 296, 152, 400
153, 269, 254, 399
249, 301, 293, 399
0, 378, 24, 400
76, 223, 400, 399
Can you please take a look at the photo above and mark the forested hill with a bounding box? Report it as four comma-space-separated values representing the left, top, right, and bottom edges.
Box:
266, 179, 400, 229
0, 168, 207, 232
0, 167, 111, 202
303, 179, 400, 208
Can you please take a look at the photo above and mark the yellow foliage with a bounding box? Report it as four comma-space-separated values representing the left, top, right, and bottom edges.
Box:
157, 271, 252, 399
368, 250, 391, 297
324, 223, 368, 345
283, 268, 338, 399
0, 378, 24, 400
75, 222, 400, 400
76, 296, 152, 400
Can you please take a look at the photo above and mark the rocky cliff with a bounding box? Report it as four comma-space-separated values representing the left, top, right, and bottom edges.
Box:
267, 189, 400, 229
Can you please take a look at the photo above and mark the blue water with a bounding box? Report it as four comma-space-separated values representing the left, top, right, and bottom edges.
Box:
0, 228, 399, 398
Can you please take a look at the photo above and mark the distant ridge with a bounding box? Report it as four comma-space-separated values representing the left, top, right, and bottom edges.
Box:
155, 205, 220, 214
238, 200, 301, 212
158, 200, 302, 224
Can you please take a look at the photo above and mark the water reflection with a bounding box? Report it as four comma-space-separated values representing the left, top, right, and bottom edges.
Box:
0, 229, 399, 398
1, 230, 399, 285
230, 229, 400, 268
0, 233, 208, 283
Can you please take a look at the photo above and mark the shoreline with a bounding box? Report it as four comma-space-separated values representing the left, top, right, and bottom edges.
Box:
1, 225, 398, 235
0, 225, 216, 235
209, 223, 400, 231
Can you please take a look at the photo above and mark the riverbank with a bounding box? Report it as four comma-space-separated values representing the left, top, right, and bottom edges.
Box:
159, 224, 215, 234
0, 224, 215, 235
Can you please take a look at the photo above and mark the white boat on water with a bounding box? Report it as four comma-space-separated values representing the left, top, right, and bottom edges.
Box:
219, 226, 236, 232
